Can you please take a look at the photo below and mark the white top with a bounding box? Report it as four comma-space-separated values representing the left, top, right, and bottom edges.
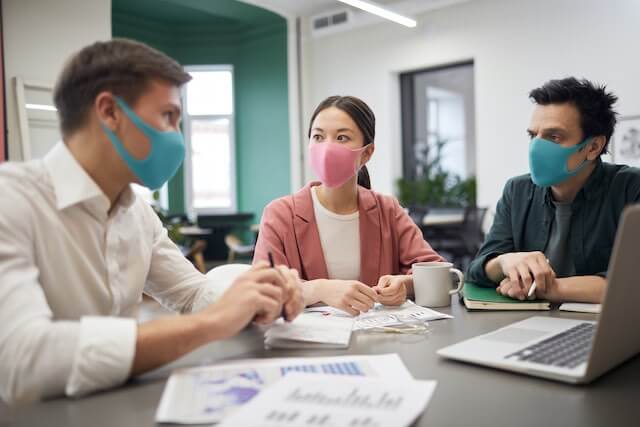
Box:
0, 143, 222, 404
310, 186, 361, 280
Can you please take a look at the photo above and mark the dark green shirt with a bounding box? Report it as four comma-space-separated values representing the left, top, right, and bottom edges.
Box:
545, 200, 576, 277
467, 160, 640, 287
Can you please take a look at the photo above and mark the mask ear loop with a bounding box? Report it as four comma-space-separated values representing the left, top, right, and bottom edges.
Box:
357, 144, 374, 170
564, 137, 592, 174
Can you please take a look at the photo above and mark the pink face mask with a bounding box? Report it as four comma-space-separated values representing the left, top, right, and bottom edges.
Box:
309, 142, 367, 188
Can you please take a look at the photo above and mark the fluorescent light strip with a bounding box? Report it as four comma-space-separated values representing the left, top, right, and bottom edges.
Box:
26, 103, 57, 112
336, 0, 417, 28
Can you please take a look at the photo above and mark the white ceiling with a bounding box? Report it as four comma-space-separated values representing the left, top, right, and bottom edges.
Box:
240, 0, 418, 19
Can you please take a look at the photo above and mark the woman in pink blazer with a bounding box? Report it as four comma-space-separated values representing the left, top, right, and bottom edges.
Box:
254, 96, 444, 315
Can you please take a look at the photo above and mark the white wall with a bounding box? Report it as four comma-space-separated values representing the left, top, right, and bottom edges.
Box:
2, 0, 112, 160
300, 0, 640, 209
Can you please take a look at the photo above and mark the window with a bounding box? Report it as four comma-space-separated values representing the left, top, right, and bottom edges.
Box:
183, 66, 236, 215
400, 62, 475, 181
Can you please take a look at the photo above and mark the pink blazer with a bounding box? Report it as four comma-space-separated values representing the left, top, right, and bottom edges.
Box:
253, 182, 444, 285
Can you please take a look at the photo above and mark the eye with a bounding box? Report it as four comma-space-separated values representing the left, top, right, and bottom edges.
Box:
312, 134, 323, 142
163, 111, 174, 122
337, 135, 350, 142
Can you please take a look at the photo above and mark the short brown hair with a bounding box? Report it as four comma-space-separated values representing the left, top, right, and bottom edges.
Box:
53, 38, 191, 136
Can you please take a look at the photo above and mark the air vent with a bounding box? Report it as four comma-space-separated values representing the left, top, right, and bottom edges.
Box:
331, 11, 348, 25
311, 9, 352, 35
313, 16, 330, 30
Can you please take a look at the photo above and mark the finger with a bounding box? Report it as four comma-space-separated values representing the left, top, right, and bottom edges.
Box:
497, 284, 508, 296
253, 294, 281, 324
530, 261, 547, 293
505, 275, 526, 300
516, 263, 533, 289
349, 289, 377, 309
376, 294, 391, 305
251, 260, 270, 271
354, 282, 379, 302
348, 298, 372, 313
276, 265, 297, 294
248, 269, 286, 289
380, 280, 403, 296
507, 284, 525, 300
497, 279, 513, 296
338, 302, 359, 316
496, 278, 508, 294
375, 275, 391, 289
390, 295, 405, 306
255, 282, 284, 304
505, 267, 520, 287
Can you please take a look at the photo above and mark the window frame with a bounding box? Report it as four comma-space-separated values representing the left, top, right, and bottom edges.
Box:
182, 64, 237, 216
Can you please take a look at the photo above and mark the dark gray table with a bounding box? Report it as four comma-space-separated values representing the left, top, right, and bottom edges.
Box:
2, 299, 638, 427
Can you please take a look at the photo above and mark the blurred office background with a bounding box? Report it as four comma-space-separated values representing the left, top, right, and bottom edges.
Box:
1, 0, 639, 272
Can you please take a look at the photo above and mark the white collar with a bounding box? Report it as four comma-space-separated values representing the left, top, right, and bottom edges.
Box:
43, 142, 136, 213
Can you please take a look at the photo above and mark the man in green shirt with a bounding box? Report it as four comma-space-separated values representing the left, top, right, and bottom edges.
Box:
467, 77, 640, 303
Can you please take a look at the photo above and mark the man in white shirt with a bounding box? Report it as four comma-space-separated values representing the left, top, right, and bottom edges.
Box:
0, 39, 303, 405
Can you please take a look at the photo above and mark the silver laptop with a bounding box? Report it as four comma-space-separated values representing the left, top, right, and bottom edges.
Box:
437, 204, 640, 384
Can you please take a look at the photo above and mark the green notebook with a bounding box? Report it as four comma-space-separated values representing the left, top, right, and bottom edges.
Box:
461, 282, 550, 311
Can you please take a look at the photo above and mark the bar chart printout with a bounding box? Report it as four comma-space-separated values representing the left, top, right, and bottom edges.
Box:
155, 354, 412, 424
218, 373, 437, 427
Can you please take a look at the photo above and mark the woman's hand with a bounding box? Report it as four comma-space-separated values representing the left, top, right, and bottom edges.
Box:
316, 280, 378, 316
373, 275, 409, 306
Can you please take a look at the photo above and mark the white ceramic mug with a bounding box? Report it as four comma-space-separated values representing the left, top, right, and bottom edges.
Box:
412, 262, 464, 307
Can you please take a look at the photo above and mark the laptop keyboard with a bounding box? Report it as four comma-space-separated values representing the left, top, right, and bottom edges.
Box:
506, 323, 595, 369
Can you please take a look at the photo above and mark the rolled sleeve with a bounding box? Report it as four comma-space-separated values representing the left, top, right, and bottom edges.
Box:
191, 265, 253, 313
466, 179, 516, 287
190, 282, 224, 313
66, 316, 137, 397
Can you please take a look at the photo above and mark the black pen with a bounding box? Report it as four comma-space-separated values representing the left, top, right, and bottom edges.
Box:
268, 251, 288, 321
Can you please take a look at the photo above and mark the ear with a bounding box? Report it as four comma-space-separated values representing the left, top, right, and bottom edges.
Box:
95, 92, 120, 131
586, 136, 606, 160
360, 143, 375, 166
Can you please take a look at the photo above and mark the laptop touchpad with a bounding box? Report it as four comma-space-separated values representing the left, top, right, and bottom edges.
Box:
482, 327, 549, 345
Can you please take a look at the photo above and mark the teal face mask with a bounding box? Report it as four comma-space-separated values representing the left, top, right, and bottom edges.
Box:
528, 137, 592, 187
101, 97, 185, 190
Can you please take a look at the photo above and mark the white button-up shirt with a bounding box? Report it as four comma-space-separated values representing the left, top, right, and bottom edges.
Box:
0, 143, 221, 404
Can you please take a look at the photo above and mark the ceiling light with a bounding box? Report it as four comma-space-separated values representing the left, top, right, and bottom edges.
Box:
336, 0, 417, 28
26, 103, 57, 112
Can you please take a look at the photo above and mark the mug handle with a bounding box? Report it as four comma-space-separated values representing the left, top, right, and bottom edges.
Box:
449, 268, 464, 295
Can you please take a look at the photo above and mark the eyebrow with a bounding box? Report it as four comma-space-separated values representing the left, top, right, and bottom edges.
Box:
527, 127, 567, 135
310, 127, 355, 133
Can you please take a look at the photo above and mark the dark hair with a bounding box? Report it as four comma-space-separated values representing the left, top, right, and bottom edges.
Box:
529, 77, 618, 154
53, 38, 191, 137
308, 95, 375, 189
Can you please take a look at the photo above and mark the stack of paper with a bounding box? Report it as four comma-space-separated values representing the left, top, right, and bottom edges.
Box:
155, 354, 413, 424
264, 312, 355, 349
559, 303, 601, 314
218, 373, 437, 427
306, 300, 452, 330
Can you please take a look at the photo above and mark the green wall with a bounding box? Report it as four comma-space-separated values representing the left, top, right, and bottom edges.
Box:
112, 0, 290, 221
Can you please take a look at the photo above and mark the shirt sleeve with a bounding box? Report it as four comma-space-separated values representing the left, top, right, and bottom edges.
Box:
0, 189, 136, 404
143, 205, 222, 314
466, 179, 516, 287
393, 198, 445, 274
